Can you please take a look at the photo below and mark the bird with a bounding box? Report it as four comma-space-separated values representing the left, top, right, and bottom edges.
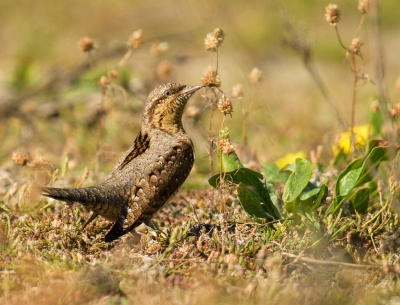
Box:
42, 83, 204, 242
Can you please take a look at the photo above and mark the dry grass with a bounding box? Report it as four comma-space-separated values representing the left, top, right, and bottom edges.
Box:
1, 1, 400, 304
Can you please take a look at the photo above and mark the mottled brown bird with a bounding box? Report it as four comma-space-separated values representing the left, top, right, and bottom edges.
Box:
42, 83, 204, 242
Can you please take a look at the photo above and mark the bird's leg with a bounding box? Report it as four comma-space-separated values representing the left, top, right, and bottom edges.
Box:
78, 212, 98, 233
144, 218, 156, 230
105, 209, 127, 242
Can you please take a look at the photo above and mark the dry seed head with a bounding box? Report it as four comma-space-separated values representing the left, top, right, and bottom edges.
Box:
204, 28, 226, 52
231, 83, 244, 99
325, 4, 341, 26
107, 69, 118, 79
201, 66, 221, 87
370, 100, 379, 112
390, 103, 400, 117
217, 138, 235, 155
389, 176, 400, 197
349, 37, 363, 54
249, 67, 262, 84
150, 42, 169, 56
27, 156, 53, 170
99, 76, 111, 88
213, 28, 226, 43
156, 60, 172, 80
127, 29, 143, 49
204, 33, 219, 52
78, 36, 94, 52
358, 0, 370, 14
12, 151, 30, 166
217, 95, 233, 115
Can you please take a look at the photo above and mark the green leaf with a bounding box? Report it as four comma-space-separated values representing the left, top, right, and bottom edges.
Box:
334, 158, 363, 197
216, 128, 243, 172
370, 111, 383, 137
299, 183, 327, 211
217, 151, 242, 172
237, 183, 272, 220
261, 163, 289, 183
348, 187, 370, 213
327, 141, 399, 215
282, 158, 313, 203
279, 163, 296, 173
208, 168, 281, 219
208, 168, 263, 188
338, 167, 363, 196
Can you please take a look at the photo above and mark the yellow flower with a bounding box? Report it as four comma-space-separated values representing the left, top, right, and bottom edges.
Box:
336, 124, 370, 155
275, 151, 307, 169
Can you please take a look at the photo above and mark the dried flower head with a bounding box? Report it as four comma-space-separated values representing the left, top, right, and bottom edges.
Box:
204, 28, 226, 52
150, 42, 169, 56
12, 151, 30, 166
390, 103, 400, 117
201, 66, 221, 87
27, 156, 52, 170
231, 83, 244, 99
249, 67, 262, 84
358, 0, 369, 14
99, 76, 111, 88
325, 4, 341, 26
156, 60, 172, 80
370, 100, 379, 112
217, 138, 235, 155
349, 37, 363, 54
78, 36, 94, 52
204, 33, 219, 52
107, 69, 118, 79
127, 29, 143, 49
217, 95, 233, 115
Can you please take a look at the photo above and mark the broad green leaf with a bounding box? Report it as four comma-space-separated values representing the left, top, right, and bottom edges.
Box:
279, 163, 296, 173
208, 168, 263, 188
261, 163, 289, 183
355, 144, 399, 188
370, 111, 383, 137
237, 183, 272, 220
328, 141, 399, 215
348, 187, 370, 213
299, 183, 327, 211
300, 187, 321, 201
334, 158, 363, 197
216, 128, 243, 172
363, 139, 386, 157
217, 151, 242, 172
208, 168, 281, 219
283, 158, 313, 203
266, 182, 279, 207
338, 167, 363, 196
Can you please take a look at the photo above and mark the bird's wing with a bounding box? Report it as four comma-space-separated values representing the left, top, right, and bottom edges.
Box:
110, 131, 150, 175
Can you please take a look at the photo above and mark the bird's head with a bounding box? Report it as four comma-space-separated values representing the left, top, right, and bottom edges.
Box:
143, 83, 204, 133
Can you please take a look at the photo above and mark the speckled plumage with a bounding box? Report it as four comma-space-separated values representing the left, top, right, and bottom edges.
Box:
42, 83, 203, 242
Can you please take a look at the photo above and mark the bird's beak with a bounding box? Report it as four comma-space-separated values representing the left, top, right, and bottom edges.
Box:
181, 85, 204, 97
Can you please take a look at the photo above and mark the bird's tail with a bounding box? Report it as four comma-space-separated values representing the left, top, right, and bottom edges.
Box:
42, 186, 105, 208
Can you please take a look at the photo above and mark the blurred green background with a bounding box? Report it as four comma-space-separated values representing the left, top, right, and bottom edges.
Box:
0, 0, 399, 183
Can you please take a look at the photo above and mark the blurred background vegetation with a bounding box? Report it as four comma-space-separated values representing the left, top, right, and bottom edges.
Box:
0, 0, 399, 185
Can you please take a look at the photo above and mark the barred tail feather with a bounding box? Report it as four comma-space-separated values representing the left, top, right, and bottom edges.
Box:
42, 186, 102, 207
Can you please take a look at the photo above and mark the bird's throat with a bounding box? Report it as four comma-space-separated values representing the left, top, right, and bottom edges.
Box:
152, 99, 186, 134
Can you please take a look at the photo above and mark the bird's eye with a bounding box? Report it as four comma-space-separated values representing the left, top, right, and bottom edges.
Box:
164, 90, 171, 96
